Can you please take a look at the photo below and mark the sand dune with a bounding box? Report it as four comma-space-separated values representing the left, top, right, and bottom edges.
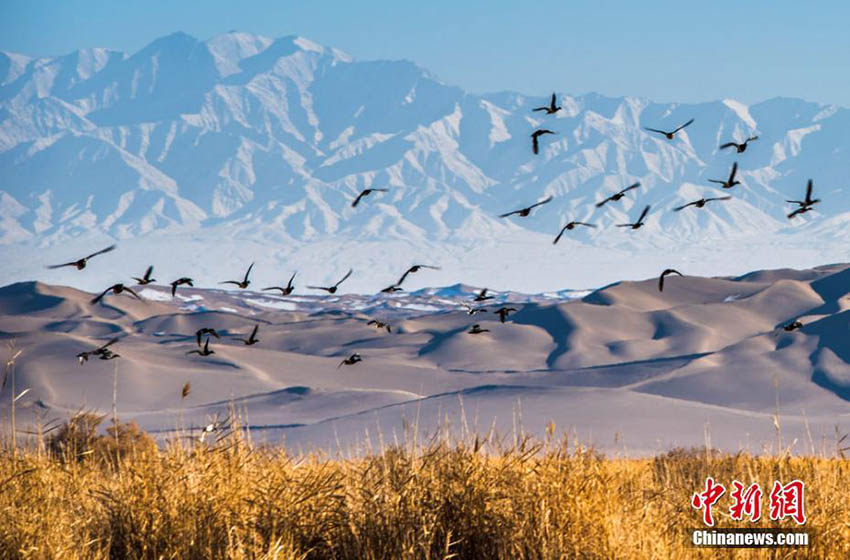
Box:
2, 264, 849, 455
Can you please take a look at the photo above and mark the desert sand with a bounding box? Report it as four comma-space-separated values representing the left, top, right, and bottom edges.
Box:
2, 264, 849, 456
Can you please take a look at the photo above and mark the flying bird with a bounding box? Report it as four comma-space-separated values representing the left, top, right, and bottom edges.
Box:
47, 244, 116, 270
786, 179, 820, 219
367, 320, 391, 333
263, 272, 297, 296
500, 196, 554, 218
462, 304, 488, 316
338, 353, 363, 368
186, 337, 214, 356
553, 221, 596, 244
673, 196, 732, 211
396, 264, 441, 287
495, 307, 517, 323
98, 349, 120, 361
532, 93, 561, 115
468, 324, 490, 334
708, 162, 741, 189
474, 288, 494, 302
782, 320, 803, 332
720, 136, 758, 153
170, 277, 194, 297
658, 269, 683, 292
90, 283, 141, 305
307, 269, 353, 294
352, 188, 389, 208
195, 328, 221, 347
617, 205, 651, 230
132, 265, 156, 285
235, 325, 260, 346
220, 263, 254, 289
531, 129, 556, 155
643, 118, 694, 140
76, 337, 119, 365
595, 182, 641, 208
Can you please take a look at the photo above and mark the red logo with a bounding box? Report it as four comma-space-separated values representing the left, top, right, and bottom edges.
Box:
692, 478, 807, 526
692, 477, 726, 526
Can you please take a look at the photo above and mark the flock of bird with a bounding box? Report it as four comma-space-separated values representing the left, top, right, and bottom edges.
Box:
52, 92, 824, 368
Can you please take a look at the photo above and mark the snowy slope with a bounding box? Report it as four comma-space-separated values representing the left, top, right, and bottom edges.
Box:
1, 31, 849, 292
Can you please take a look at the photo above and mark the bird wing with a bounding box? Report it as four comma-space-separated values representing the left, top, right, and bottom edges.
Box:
806, 179, 814, 203
637, 205, 650, 223
171, 283, 177, 296
287, 271, 297, 288
529, 195, 554, 210
143, 265, 153, 280
706, 196, 732, 202
243, 262, 254, 283
622, 182, 641, 193
575, 222, 597, 227
46, 261, 77, 269
673, 118, 695, 133
220, 281, 240, 285
86, 244, 117, 260
658, 275, 665, 292
306, 285, 329, 291
748, 135, 759, 142
98, 337, 120, 351
595, 196, 613, 208
673, 202, 694, 211
499, 209, 520, 218
719, 142, 737, 150
334, 268, 353, 287
550, 93, 557, 109
643, 127, 667, 135
123, 287, 141, 300
553, 227, 567, 245
351, 191, 366, 207
532, 107, 547, 112
90, 286, 112, 304
729, 162, 738, 182
262, 287, 282, 292
532, 134, 539, 154
396, 269, 412, 286
250, 325, 259, 339
707, 180, 725, 185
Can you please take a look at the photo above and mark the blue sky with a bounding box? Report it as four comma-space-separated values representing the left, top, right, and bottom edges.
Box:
2, 0, 849, 106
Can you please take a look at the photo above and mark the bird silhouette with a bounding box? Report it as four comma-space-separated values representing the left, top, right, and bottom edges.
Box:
532, 93, 561, 115
495, 307, 517, 323
263, 271, 297, 296
90, 283, 141, 305
500, 196, 554, 218
380, 284, 404, 293
396, 264, 441, 287
531, 129, 556, 155
235, 325, 260, 346
170, 277, 194, 297
468, 324, 490, 334
338, 353, 363, 368
644, 118, 694, 140
76, 337, 119, 365
474, 288, 494, 302
595, 182, 640, 208
47, 244, 116, 270
782, 320, 803, 332
708, 162, 740, 189
186, 337, 214, 356
673, 196, 732, 211
462, 304, 488, 316
97, 349, 120, 361
367, 320, 391, 333
617, 205, 651, 230
553, 221, 596, 244
352, 188, 389, 208
307, 269, 353, 294
658, 269, 683, 292
132, 265, 156, 285
786, 179, 820, 219
220, 263, 254, 289
720, 136, 758, 153
195, 328, 221, 347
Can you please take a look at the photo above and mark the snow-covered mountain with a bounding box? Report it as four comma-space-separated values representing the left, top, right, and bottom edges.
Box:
1, 31, 848, 293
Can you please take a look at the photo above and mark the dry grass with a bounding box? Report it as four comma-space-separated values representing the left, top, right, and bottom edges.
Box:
1, 419, 849, 560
